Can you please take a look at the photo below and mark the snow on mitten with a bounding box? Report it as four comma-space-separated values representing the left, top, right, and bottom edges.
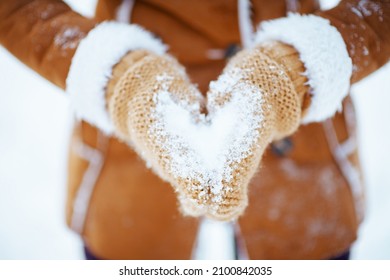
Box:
106, 50, 211, 217
107, 42, 308, 221
106, 50, 204, 144
201, 41, 309, 220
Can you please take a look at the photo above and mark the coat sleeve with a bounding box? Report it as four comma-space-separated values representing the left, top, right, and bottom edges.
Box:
0, 0, 97, 89
254, 0, 390, 123
316, 0, 390, 83
0, 0, 166, 134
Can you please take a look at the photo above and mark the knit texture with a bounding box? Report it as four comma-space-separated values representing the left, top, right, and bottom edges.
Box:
107, 48, 302, 220
255, 13, 352, 123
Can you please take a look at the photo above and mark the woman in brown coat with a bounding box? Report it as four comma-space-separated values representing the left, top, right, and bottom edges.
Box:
0, 0, 389, 260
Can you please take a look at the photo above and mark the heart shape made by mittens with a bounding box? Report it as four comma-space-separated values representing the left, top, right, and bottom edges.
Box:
150, 69, 266, 220
111, 51, 300, 221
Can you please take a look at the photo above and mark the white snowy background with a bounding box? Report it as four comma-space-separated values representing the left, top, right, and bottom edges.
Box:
0, 0, 389, 259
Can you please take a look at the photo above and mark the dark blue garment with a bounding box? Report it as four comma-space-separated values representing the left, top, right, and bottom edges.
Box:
329, 250, 350, 260
84, 246, 100, 260
83, 245, 350, 260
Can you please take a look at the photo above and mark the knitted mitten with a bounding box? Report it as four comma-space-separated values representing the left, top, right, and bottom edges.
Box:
106, 51, 209, 217
200, 41, 309, 220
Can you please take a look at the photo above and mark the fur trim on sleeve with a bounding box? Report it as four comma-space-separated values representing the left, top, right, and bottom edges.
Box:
254, 13, 352, 124
66, 21, 167, 134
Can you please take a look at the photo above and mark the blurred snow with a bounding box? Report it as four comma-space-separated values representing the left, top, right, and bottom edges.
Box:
350, 63, 390, 259
66, 0, 97, 18
0, 0, 389, 260
0, 46, 82, 259
319, 0, 340, 10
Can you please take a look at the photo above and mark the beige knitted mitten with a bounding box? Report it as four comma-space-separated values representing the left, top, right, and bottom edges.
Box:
201, 42, 308, 220
107, 51, 209, 217
106, 43, 308, 221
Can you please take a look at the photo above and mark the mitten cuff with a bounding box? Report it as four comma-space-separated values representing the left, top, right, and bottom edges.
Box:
254, 13, 352, 124
66, 22, 167, 134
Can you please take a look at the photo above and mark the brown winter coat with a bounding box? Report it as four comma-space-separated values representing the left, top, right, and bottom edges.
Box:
0, 0, 389, 259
